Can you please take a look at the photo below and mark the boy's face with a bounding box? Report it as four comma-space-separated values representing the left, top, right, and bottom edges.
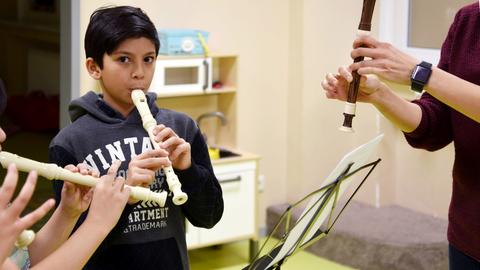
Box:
87, 37, 156, 115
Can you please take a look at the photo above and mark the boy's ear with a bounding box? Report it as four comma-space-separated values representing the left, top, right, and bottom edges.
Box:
86, 58, 101, 80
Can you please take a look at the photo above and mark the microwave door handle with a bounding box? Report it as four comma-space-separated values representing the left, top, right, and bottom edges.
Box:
202, 59, 209, 91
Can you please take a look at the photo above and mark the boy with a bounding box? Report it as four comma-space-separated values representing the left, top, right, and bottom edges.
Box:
49, 6, 223, 270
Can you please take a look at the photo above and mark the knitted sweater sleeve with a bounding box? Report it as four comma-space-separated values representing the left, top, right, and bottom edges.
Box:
403, 7, 459, 151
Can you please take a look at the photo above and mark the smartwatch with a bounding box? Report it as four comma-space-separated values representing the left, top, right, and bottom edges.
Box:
410, 61, 432, 92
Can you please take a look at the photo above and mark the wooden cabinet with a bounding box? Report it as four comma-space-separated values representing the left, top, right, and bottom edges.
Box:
186, 155, 259, 255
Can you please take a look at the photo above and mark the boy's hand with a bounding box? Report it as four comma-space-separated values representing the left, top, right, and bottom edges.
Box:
0, 164, 55, 263
60, 164, 97, 218
153, 124, 192, 170
85, 160, 130, 232
127, 148, 170, 188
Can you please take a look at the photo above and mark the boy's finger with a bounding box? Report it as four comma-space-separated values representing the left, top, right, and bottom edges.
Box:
107, 160, 121, 175
160, 136, 181, 149
122, 186, 131, 197
129, 170, 155, 187
138, 157, 171, 170
152, 124, 166, 135
0, 164, 19, 208
135, 148, 169, 160
114, 177, 126, 191
78, 184, 91, 195
82, 188, 94, 203
155, 128, 176, 144
62, 181, 75, 196
76, 163, 99, 177
170, 143, 189, 161
91, 169, 100, 178
64, 164, 79, 172
10, 171, 38, 215
17, 198, 55, 230
103, 160, 122, 185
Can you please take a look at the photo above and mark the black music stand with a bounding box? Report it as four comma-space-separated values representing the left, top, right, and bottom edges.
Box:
243, 134, 384, 270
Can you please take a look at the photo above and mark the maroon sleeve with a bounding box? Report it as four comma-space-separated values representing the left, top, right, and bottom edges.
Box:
404, 94, 452, 151
402, 7, 461, 151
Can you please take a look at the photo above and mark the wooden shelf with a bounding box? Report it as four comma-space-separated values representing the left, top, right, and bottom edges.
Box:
151, 54, 237, 101
156, 52, 237, 60
154, 54, 238, 149
155, 86, 236, 99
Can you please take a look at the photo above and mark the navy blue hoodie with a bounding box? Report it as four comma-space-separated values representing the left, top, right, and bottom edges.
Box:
49, 91, 223, 270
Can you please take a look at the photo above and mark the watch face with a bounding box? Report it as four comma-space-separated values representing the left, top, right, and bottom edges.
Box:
412, 66, 432, 82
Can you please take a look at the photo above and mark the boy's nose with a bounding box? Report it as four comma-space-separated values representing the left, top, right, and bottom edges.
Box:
132, 64, 145, 79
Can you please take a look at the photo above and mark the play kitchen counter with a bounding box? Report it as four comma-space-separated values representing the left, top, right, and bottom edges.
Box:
186, 152, 260, 261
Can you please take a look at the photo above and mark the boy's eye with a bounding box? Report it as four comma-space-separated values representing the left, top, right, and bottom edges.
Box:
144, 56, 155, 63
119, 56, 130, 63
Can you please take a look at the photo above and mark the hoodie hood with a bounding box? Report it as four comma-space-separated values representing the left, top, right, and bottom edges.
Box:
68, 91, 158, 123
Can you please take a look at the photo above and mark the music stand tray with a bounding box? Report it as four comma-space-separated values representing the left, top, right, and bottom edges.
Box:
244, 134, 384, 270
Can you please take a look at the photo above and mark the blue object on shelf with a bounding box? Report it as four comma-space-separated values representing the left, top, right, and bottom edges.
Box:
158, 29, 209, 55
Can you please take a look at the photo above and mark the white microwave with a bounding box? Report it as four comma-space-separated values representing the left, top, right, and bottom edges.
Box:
149, 57, 212, 95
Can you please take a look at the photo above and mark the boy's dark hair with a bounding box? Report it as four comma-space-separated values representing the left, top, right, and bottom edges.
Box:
84, 6, 160, 69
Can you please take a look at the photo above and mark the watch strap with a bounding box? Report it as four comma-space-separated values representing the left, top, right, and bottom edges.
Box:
411, 80, 424, 92
411, 61, 432, 92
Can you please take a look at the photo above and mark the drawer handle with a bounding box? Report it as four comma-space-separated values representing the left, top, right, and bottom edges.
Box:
202, 59, 209, 91
218, 176, 242, 184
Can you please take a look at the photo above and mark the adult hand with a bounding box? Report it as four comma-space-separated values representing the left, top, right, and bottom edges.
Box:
349, 35, 419, 85
322, 66, 386, 104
